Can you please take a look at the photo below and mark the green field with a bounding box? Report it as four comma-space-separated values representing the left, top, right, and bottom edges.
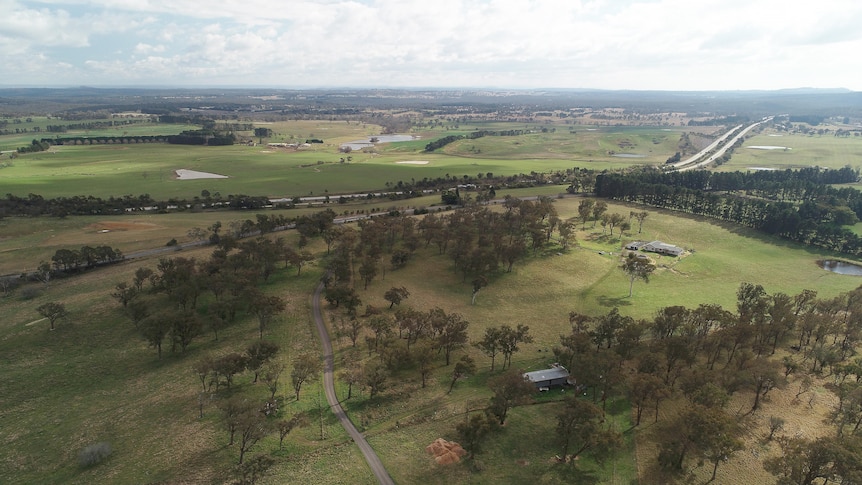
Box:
0, 117, 201, 151
719, 129, 862, 171
0, 120, 686, 200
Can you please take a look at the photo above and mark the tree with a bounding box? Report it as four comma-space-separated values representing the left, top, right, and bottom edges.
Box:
456, 412, 496, 458
634, 211, 649, 233
764, 436, 837, 485
235, 407, 271, 465
358, 256, 378, 290
220, 397, 252, 446
705, 428, 744, 481
499, 324, 533, 370
436, 311, 470, 365
140, 312, 171, 359
290, 353, 321, 401
471, 275, 488, 305
449, 355, 477, 394
194, 355, 215, 392
591, 200, 608, 227
170, 311, 202, 353
577, 199, 595, 229
245, 341, 279, 383
335, 317, 364, 348
474, 327, 503, 371
557, 221, 576, 249
620, 252, 655, 297
367, 315, 394, 353
111, 282, 137, 307
36, 301, 67, 331
743, 357, 784, 413
0, 275, 18, 297
556, 396, 621, 466
213, 353, 248, 390
363, 360, 389, 399
250, 294, 286, 339
277, 414, 308, 450
35, 261, 52, 285
488, 368, 535, 425
768, 416, 785, 441
383, 286, 410, 309
133, 267, 154, 291
629, 374, 668, 425
340, 350, 364, 399
260, 362, 285, 400
414, 340, 437, 388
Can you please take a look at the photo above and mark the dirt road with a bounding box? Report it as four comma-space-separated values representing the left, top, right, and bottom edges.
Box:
311, 279, 395, 485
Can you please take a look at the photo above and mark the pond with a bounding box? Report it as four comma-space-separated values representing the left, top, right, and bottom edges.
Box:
341, 134, 416, 151
820, 260, 862, 276
612, 153, 646, 158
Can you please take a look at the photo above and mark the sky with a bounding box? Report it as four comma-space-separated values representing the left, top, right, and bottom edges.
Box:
3, 0, 862, 91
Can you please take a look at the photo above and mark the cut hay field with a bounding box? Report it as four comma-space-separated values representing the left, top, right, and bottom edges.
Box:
719, 130, 862, 171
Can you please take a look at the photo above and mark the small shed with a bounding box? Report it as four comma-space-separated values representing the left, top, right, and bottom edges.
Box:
524, 365, 571, 390
625, 241, 647, 251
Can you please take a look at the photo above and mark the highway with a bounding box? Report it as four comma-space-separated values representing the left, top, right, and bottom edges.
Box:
671, 117, 773, 172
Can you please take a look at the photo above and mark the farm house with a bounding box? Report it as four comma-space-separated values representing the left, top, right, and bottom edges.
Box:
524, 365, 571, 390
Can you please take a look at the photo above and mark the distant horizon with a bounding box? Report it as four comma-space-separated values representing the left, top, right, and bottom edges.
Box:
0, 85, 856, 94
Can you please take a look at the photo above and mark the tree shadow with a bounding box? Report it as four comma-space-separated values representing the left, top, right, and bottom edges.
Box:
597, 295, 632, 308
533, 461, 602, 485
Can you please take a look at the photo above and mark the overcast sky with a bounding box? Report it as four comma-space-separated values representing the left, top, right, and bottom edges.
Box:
3, 0, 861, 91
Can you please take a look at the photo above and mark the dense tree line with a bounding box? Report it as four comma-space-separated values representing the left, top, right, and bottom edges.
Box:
0, 192, 272, 217
50, 245, 124, 272
593, 167, 862, 255
17, 139, 50, 153
44, 135, 171, 145
44, 119, 149, 132
167, 129, 236, 146
423, 129, 529, 152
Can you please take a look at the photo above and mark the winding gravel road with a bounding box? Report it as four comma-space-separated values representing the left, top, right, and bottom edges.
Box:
311, 279, 396, 485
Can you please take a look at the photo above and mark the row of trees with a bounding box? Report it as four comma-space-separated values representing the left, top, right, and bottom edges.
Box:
49, 245, 124, 272
594, 167, 862, 255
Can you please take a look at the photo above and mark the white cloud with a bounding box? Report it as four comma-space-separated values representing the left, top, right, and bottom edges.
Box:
134, 43, 166, 54
4, 0, 862, 89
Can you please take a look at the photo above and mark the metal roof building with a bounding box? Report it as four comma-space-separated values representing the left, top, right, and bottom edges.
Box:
524, 366, 571, 389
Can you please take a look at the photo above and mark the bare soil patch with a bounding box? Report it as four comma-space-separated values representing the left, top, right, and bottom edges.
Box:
396, 161, 430, 165
174, 169, 229, 180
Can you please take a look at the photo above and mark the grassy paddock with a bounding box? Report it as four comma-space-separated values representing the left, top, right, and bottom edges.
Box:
4, 194, 862, 483
317, 197, 862, 483
719, 130, 862, 171
0, 241, 378, 484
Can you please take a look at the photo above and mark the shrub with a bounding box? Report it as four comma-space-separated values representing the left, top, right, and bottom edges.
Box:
77, 442, 112, 468
19, 286, 42, 300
